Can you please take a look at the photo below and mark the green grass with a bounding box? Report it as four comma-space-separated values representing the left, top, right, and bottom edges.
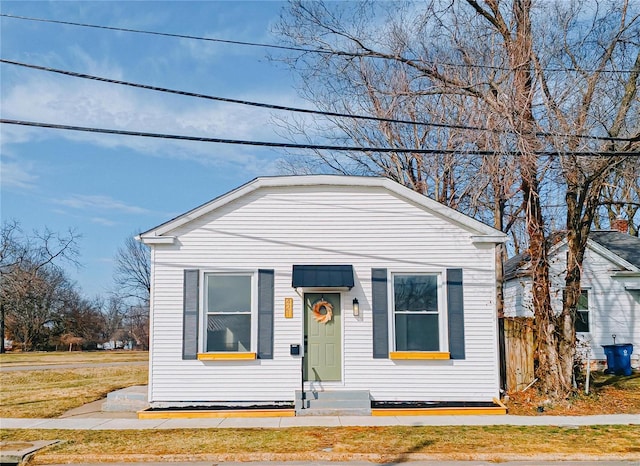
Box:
2, 425, 639, 463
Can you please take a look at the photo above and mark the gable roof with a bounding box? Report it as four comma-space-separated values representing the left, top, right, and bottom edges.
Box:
589, 231, 640, 269
504, 230, 640, 280
503, 253, 528, 280
138, 175, 507, 244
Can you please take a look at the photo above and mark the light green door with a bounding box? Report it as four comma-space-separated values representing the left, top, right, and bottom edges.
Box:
304, 293, 341, 382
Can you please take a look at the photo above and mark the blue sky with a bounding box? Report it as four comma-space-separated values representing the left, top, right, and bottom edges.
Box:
1, 1, 303, 297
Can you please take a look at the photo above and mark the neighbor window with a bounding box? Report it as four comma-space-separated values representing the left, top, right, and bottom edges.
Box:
393, 274, 442, 351
563, 289, 589, 333
205, 273, 252, 352
575, 290, 589, 333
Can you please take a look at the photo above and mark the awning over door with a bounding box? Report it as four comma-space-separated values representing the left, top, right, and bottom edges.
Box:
292, 265, 354, 290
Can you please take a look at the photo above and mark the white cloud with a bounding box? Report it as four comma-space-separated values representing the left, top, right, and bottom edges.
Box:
0, 157, 38, 189
53, 194, 151, 215
1, 71, 300, 175
90, 217, 119, 227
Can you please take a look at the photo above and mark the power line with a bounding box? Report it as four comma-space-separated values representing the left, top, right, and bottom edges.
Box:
1, 13, 636, 74
0, 59, 485, 134
0, 13, 315, 53
2, 119, 637, 157
2, 58, 636, 144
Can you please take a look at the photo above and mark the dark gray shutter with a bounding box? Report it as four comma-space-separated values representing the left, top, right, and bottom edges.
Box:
257, 269, 275, 359
447, 268, 465, 359
372, 268, 389, 359
182, 269, 199, 360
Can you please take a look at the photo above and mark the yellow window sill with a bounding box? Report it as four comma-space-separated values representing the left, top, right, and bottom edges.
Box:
389, 351, 450, 360
197, 352, 256, 361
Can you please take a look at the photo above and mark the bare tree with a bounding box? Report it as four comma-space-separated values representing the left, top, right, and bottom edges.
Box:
532, 0, 640, 393
110, 233, 151, 349
101, 295, 128, 342
0, 221, 80, 351
275, 0, 639, 397
53, 289, 104, 350
113, 234, 151, 304
596, 157, 640, 236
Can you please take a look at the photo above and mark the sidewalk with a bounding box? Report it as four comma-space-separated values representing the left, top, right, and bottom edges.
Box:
1, 413, 638, 430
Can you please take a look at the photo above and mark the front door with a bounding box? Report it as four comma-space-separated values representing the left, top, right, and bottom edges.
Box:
304, 293, 341, 382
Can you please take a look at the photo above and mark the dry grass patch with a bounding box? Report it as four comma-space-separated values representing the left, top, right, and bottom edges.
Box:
2, 425, 639, 463
0, 351, 148, 366
507, 372, 640, 415
0, 366, 147, 418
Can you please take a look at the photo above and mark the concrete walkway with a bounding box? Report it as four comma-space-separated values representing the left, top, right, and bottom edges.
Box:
1, 413, 638, 430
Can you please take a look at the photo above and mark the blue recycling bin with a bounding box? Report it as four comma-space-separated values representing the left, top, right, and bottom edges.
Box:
602, 344, 634, 376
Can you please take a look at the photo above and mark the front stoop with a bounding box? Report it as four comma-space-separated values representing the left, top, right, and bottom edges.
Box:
102, 385, 149, 412
295, 390, 371, 416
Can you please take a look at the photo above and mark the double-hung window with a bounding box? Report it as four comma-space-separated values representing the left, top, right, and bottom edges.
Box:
575, 290, 589, 333
204, 273, 253, 352
393, 273, 445, 352
562, 289, 589, 333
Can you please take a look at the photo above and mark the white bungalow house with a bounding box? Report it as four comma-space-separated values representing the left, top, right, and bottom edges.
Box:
137, 175, 508, 416
503, 227, 640, 372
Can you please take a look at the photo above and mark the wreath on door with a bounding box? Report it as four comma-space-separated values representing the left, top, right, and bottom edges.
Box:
311, 299, 333, 324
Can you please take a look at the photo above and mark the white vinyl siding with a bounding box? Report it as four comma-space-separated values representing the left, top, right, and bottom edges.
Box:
147, 184, 501, 406
504, 241, 640, 368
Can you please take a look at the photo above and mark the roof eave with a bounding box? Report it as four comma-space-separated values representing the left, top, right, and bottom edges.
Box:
137, 235, 176, 245
471, 234, 509, 244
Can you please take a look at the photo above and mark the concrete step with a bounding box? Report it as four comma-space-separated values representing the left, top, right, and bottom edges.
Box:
102, 385, 149, 412
295, 390, 371, 415
299, 398, 371, 409
296, 407, 372, 416
302, 390, 371, 401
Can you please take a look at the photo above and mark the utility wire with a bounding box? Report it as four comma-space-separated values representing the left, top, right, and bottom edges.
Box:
2, 119, 637, 157
2, 58, 636, 144
1, 13, 635, 74
0, 59, 485, 134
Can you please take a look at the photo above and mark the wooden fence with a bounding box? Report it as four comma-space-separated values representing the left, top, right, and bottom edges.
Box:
502, 317, 535, 392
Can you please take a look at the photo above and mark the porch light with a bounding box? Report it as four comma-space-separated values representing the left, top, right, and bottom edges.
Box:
352, 298, 360, 316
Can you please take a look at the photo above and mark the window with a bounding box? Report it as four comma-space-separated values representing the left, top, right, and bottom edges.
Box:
563, 289, 589, 333
205, 273, 253, 352
575, 290, 589, 333
393, 274, 443, 351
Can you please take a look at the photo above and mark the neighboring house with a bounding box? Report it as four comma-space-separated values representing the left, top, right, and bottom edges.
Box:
503, 227, 640, 371
138, 175, 507, 415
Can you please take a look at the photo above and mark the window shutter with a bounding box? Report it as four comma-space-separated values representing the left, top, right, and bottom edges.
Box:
182, 269, 199, 360
372, 268, 389, 359
447, 268, 465, 359
257, 269, 275, 359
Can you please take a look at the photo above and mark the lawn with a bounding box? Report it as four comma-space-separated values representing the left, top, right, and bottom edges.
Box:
2, 425, 639, 463
1, 352, 639, 462
0, 350, 148, 366
0, 351, 148, 418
